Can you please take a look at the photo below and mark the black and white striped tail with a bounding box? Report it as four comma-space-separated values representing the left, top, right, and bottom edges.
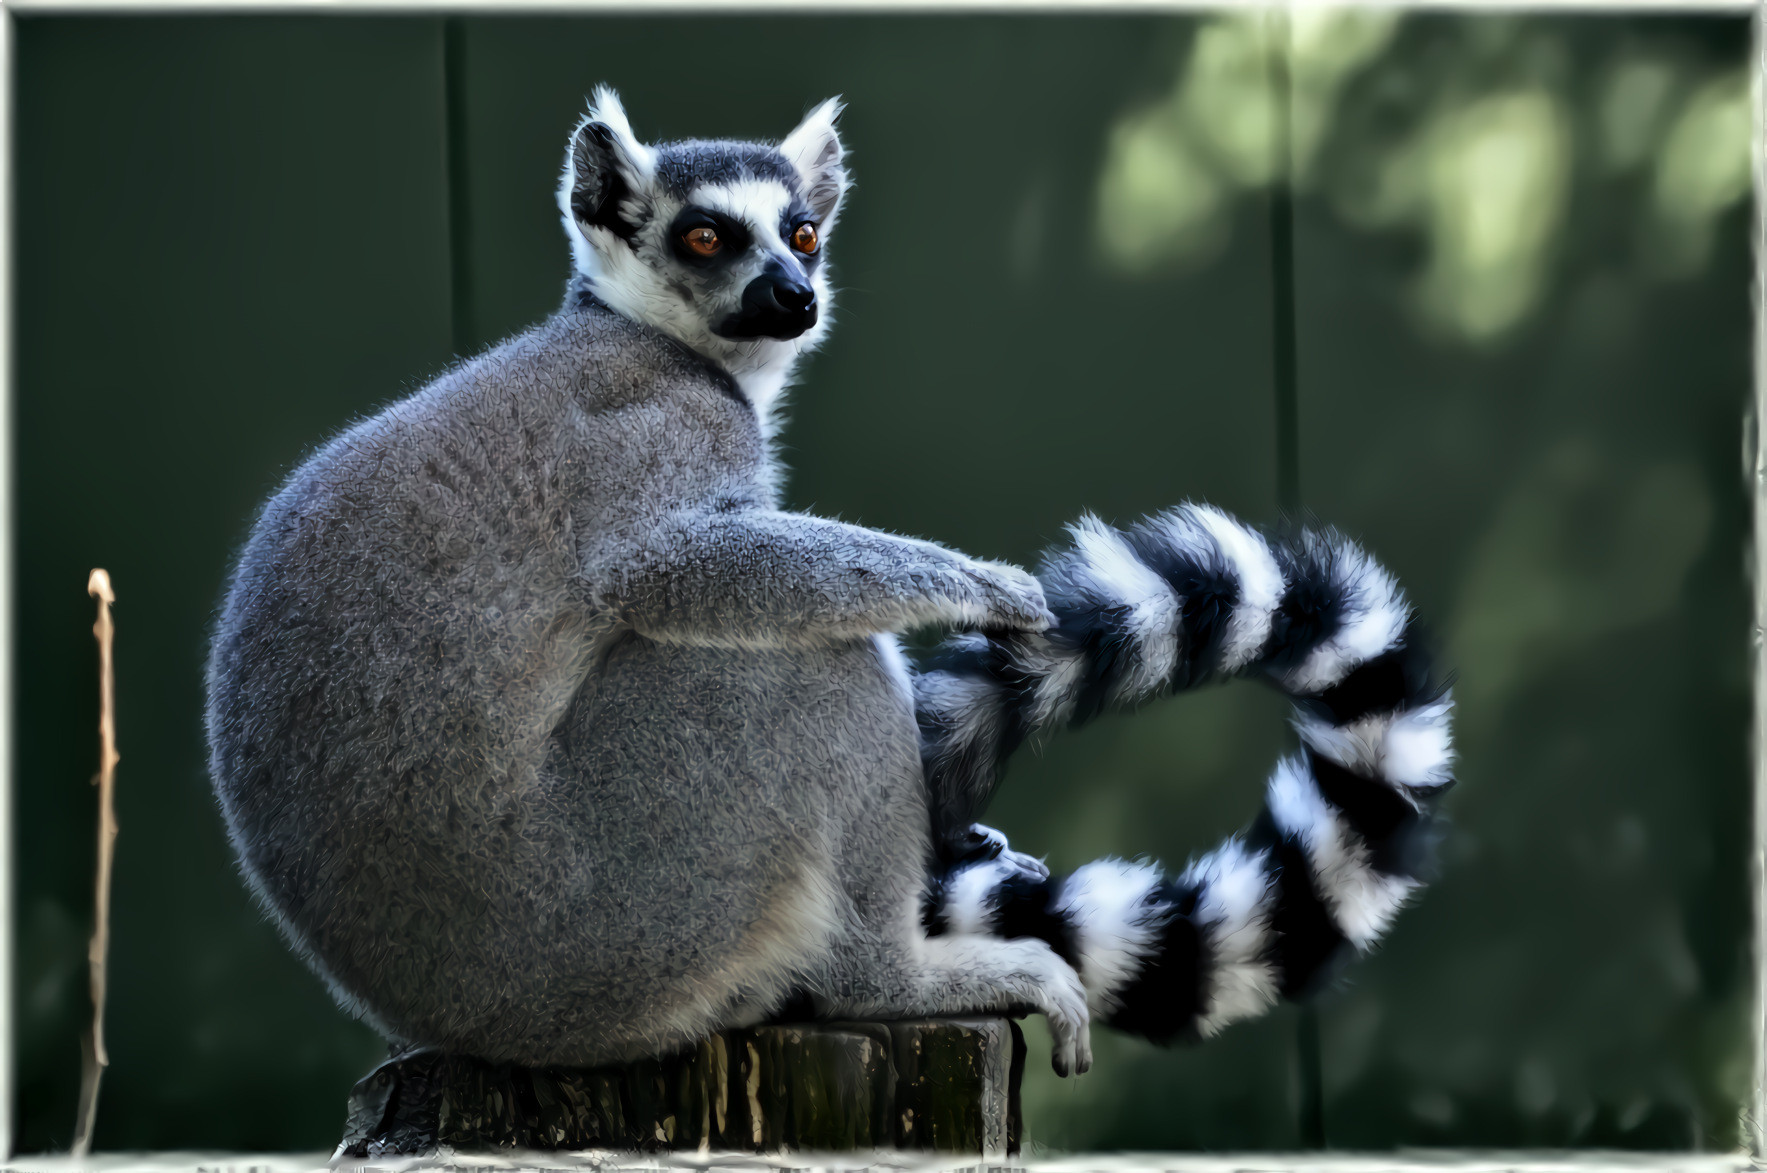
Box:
917, 506, 1454, 1043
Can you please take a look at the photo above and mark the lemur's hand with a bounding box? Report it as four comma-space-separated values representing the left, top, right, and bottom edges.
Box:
951, 558, 1053, 632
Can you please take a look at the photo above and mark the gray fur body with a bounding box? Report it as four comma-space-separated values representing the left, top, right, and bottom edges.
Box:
211, 90, 1454, 1080
208, 291, 1087, 1069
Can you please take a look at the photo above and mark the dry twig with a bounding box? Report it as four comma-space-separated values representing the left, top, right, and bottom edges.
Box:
71, 569, 118, 1158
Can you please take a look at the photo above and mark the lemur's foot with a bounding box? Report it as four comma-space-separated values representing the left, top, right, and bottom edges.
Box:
1039, 949, 1093, 1078
991, 938, 1091, 1077
951, 823, 1049, 881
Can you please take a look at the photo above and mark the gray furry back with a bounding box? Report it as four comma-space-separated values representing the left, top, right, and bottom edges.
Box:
206, 300, 825, 1064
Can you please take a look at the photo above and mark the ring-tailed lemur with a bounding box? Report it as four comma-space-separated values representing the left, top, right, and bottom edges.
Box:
205, 89, 1454, 1084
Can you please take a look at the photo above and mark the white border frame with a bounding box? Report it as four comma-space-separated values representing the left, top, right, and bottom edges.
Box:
3, 1, 16, 1163
0, 1153, 1760, 1172
0, 0, 1757, 1165
1752, 0, 1766, 1157
0, 1, 1758, 12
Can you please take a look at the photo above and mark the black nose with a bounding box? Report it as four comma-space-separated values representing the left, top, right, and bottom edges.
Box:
769, 279, 814, 312
715, 267, 820, 341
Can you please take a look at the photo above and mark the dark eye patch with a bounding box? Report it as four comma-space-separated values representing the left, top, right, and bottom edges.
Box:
668, 207, 751, 267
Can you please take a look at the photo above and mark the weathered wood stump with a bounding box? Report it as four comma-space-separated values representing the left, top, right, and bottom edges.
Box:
335, 1018, 1025, 1159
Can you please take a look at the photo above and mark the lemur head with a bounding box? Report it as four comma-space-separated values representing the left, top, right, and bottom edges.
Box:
559, 87, 848, 416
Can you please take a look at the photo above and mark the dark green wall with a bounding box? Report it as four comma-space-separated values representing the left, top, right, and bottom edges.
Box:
12, 12, 1753, 1154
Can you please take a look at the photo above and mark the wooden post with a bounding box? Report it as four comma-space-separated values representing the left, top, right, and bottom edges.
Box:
336, 1018, 1024, 1159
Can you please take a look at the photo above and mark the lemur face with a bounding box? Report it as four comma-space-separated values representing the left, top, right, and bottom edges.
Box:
661, 155, 823, 342
559, 88, 848, 367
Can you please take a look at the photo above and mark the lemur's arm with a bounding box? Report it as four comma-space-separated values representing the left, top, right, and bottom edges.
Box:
599, 507, 1053, 649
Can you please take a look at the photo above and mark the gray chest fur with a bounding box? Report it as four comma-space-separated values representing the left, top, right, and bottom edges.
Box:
207, 299, 926, 1066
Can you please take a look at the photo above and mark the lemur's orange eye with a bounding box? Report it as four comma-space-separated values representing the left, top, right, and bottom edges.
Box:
791, 222, 819, 255
684, 227, 721, 257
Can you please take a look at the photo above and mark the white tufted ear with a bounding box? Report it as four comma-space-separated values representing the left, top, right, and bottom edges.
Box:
780, 97, 848, 232
584, 87, 652, 172
558, 85, 657, 247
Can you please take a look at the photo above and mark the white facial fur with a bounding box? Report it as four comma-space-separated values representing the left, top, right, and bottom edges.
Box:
558, 88, 848, 435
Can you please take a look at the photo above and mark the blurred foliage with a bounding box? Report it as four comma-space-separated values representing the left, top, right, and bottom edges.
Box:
11, 9, 1754, 1156
1095, 12, 1750, 341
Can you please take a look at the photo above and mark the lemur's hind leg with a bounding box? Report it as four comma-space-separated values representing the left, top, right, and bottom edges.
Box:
814, 922, 1093, 1075
918, 508, 1454, 1042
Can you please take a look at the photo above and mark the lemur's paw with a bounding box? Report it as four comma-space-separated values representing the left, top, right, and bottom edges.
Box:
1001, 847, 1050, 883
994, 937, 1090, 1078
951, 823, 1050, 881
956, 559, 1053, 633
1042, 956, 1093, 1078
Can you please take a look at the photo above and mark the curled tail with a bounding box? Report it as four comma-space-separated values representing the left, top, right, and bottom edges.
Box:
917, 505, 1454, 1043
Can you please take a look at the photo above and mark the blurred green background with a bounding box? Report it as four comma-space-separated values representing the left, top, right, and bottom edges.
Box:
11, 10, 1754, 1155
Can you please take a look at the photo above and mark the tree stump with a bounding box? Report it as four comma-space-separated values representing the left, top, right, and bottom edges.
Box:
335, 1018, 1025, 1159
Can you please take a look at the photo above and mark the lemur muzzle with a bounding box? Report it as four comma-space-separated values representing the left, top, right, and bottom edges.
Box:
717, 265, 819, 341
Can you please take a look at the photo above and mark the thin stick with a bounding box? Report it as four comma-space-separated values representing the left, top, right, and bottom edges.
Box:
71, 570, 118, 1158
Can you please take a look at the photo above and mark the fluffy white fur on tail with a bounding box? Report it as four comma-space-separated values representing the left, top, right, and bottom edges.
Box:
1292, 697, 1455, 790
1056, 858, 1167, 1014
1184, 840, 1280, 1036
1265, 756, 1419, 947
